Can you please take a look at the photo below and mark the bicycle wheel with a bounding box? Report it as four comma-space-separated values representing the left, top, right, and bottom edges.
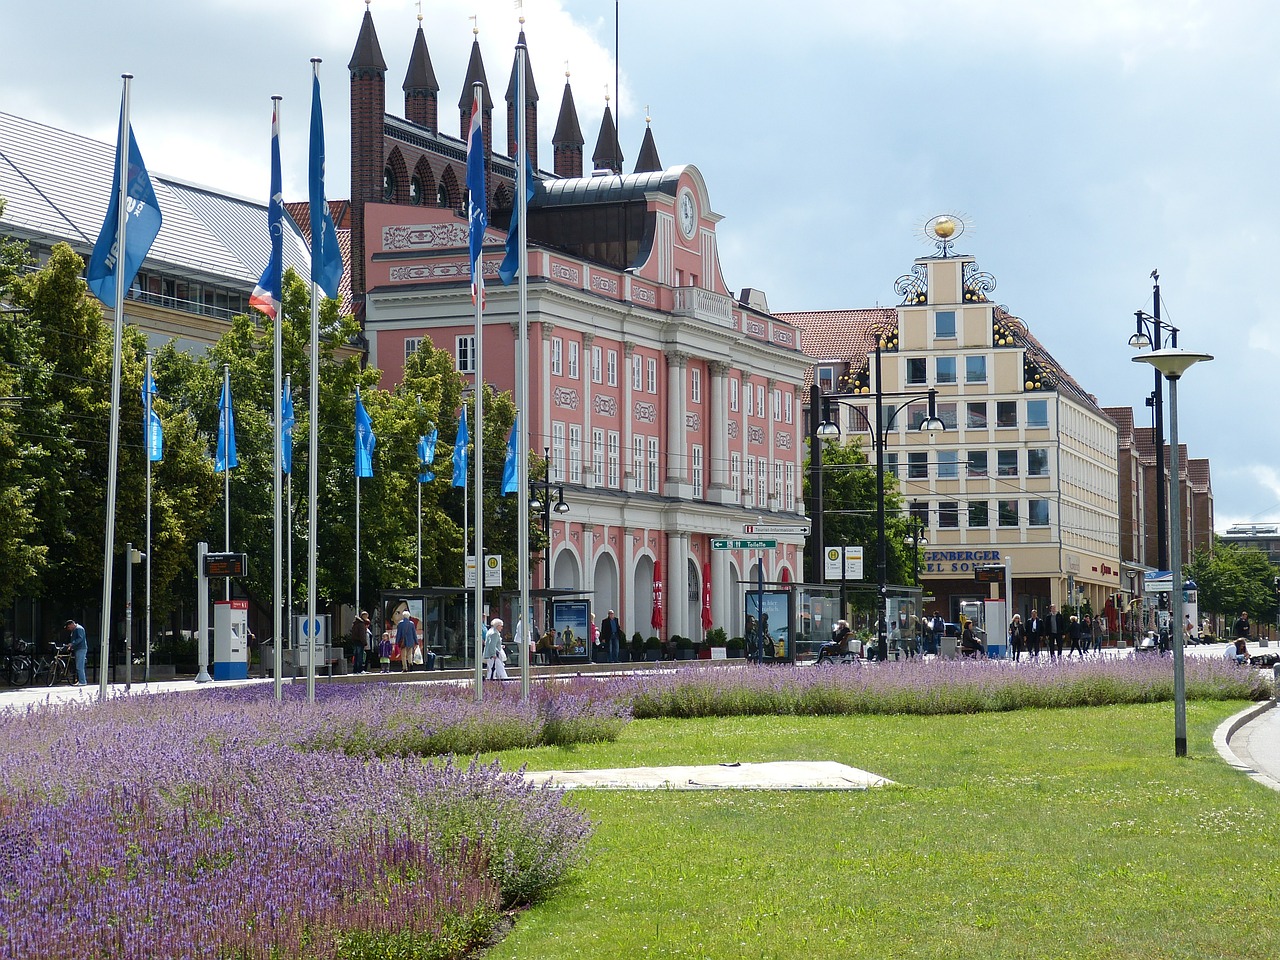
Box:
8, 655, 32, 687
45, 656, 63, 686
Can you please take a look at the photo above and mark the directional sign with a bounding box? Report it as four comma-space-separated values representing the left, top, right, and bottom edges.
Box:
743, 523, 810, 536
711, 538, 778, 550
203, 552, 247, 577
824, 546, 864, 581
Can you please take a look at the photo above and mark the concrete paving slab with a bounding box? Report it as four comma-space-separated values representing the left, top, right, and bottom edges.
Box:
523, 760, 893, 791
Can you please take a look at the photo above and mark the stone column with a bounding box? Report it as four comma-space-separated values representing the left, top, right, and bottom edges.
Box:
581, 332, 595, 487
708, 361, 731, 502
711, 545, 731, 638
623, 341, 637, 491
666, 531, 688, 640
664, 350, 689, 494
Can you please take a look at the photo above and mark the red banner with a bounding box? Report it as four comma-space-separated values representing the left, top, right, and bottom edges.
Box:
651, 560, 664, 631
701, 561, 713, 630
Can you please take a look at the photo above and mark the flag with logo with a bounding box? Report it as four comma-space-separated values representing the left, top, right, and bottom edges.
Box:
215, 377, 237, 473
452, 407, 469, 488
499, 146, 534, 286
355, 387, 375, 478
141, 371, 162, 462
465, 91, 487, 305
309, 62, 343, 299
501, 416, 518, 495
86, 99, 163, 305
281, 383, 295, 475
418, 427, 437, 483
250, 99, 284, 319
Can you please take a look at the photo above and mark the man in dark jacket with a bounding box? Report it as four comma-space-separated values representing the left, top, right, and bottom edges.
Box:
1045, 604, 1065, 658
599, 609, 622, 663
1026, 609, 1043, 658
350, 611, 369, 674
65, 619, 88, 686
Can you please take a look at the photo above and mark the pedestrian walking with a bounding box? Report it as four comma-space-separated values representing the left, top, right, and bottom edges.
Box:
1026, 609, 1043, 658
395, 611, 418, 673
1008, 614, 1026, 661
483, 618, 507, 680
1045, 604, 1065, 658
350, 611, 369, 674
600, 609, 622, 663
1067, 615, 1085, 657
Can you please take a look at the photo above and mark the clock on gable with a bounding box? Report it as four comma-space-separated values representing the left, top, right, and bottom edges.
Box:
678, 189, 697, 240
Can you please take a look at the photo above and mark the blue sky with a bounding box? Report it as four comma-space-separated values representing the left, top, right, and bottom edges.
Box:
5, 0, 1277, 529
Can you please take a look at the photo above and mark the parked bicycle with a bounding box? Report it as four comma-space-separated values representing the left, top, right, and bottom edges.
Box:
47, 645, 78, 686
3, 638, 36, 686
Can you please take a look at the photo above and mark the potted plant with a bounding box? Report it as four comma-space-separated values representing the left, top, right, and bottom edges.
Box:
697, 637, 712, 660
629, 633, 645, 661
726, 635, 744, 659
644, 635, 662, 662
675, 635, 694, 660
706, 627, 727, 659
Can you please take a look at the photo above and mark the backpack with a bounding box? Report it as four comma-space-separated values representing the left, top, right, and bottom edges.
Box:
350, 619, 368, 648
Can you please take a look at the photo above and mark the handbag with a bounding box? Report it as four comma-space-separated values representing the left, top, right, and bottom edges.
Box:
497, 646, 507, 663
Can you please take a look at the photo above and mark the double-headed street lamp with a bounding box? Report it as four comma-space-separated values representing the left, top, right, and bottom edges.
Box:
1129, 271, 1180, 572
529, 447, 570, 626
1133, 347, 1212, 759
813, 342, 944, 661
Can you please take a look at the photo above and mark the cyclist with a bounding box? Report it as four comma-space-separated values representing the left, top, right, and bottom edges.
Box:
65, 619, 88, 686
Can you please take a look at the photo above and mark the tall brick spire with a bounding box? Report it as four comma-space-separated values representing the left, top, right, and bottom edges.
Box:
458, 31, 494, 158
592, 99, 623, 175
552, 73, 583, 179
504, 28, 539, 168
403, 18, 439, 130
348, 6, 387, 306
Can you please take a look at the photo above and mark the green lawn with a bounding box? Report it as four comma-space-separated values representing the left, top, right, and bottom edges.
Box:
482, 701, 1280, 959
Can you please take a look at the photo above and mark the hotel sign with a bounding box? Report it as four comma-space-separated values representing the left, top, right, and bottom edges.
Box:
922, 549, 1002, 575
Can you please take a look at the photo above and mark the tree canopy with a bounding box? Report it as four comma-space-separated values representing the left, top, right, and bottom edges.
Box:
1186, 537, 1278, 626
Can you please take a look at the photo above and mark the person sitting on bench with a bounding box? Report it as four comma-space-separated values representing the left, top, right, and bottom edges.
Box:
816, 620, 852, 664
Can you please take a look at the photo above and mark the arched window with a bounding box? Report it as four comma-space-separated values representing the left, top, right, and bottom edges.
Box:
382, 165, 395, 201
409, 175, 422, 205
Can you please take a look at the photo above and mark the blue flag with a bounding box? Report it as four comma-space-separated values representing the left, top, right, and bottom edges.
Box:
216, 377, 237, 473
466, 93, 487, 305
418, 427, 437, 484
250, 100, 284, 319
499, 147, 535, 286
86, 102, 163, 306
501, 416, 518, 495
309, 62, 343, 300
355, 387, 375, 479
141, 371, 162, 462
452, 407, 469, 488
281, 384, 295, 475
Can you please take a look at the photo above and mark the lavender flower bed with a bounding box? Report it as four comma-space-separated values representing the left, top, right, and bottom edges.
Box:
606, 656, 1272, 719
0, 682, 608, 959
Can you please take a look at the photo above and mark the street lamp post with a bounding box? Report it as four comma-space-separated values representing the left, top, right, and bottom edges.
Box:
1129, 272, 1179, 572
1133, 347, 1212, 758
816, 343, 943, 661
529, 447, 570, 632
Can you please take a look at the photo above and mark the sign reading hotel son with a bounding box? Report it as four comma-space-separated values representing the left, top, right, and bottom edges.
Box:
922, 549, 1002, 574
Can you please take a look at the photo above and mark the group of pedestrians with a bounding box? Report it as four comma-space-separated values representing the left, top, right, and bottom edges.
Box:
1008, 605, 1101, 660
349, 610, 435, 674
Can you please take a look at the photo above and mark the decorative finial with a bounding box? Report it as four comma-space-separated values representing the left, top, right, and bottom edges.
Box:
645, 105, 651, 126
564, 59, 570, 79
365, 0, 371, 7
923, 214, 966, 257
604, 82, 610, 104
470, 14, 478, 36
515, 0, 525, 23
415, 0, 422, 21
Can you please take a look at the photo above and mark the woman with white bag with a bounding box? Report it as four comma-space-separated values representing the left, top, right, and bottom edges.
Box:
483, 617, 508, 680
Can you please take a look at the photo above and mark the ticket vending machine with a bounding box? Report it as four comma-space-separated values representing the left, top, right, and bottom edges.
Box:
213, 599, 249, 680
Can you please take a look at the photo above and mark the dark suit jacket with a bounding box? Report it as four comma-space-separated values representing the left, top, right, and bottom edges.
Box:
1027, 618, 1043, 641
1045, 613, 1064, 637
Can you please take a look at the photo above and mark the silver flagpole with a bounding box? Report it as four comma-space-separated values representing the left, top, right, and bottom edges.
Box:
307, 289, 318, 704
222, 363, 232, 602
356, 459, 361, 618
464, 441, 470, 674
144, 350, 153, 684
283, 374, 291, 700
472, 79, 486, 703
516, 36, 532, 702
271, 96, 284, 702
98, 73, 133, 701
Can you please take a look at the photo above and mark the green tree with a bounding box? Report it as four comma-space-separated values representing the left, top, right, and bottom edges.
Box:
1186, 537, 1277, 626
805, 436, 912, 613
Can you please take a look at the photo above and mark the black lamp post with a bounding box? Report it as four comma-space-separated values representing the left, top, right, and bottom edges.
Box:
1129, 271, 1179, 573
529, 447, 569, 629
816, 343, 944, 662
905, 518, 927, 585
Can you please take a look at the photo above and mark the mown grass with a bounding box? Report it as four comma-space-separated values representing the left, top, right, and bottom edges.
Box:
483, 700, 1280, 959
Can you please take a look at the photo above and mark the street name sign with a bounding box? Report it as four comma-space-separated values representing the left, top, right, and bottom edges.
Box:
711, 538, 778, 550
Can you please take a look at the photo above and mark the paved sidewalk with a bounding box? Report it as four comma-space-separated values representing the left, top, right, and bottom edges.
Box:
1217, 699, 1280, 792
